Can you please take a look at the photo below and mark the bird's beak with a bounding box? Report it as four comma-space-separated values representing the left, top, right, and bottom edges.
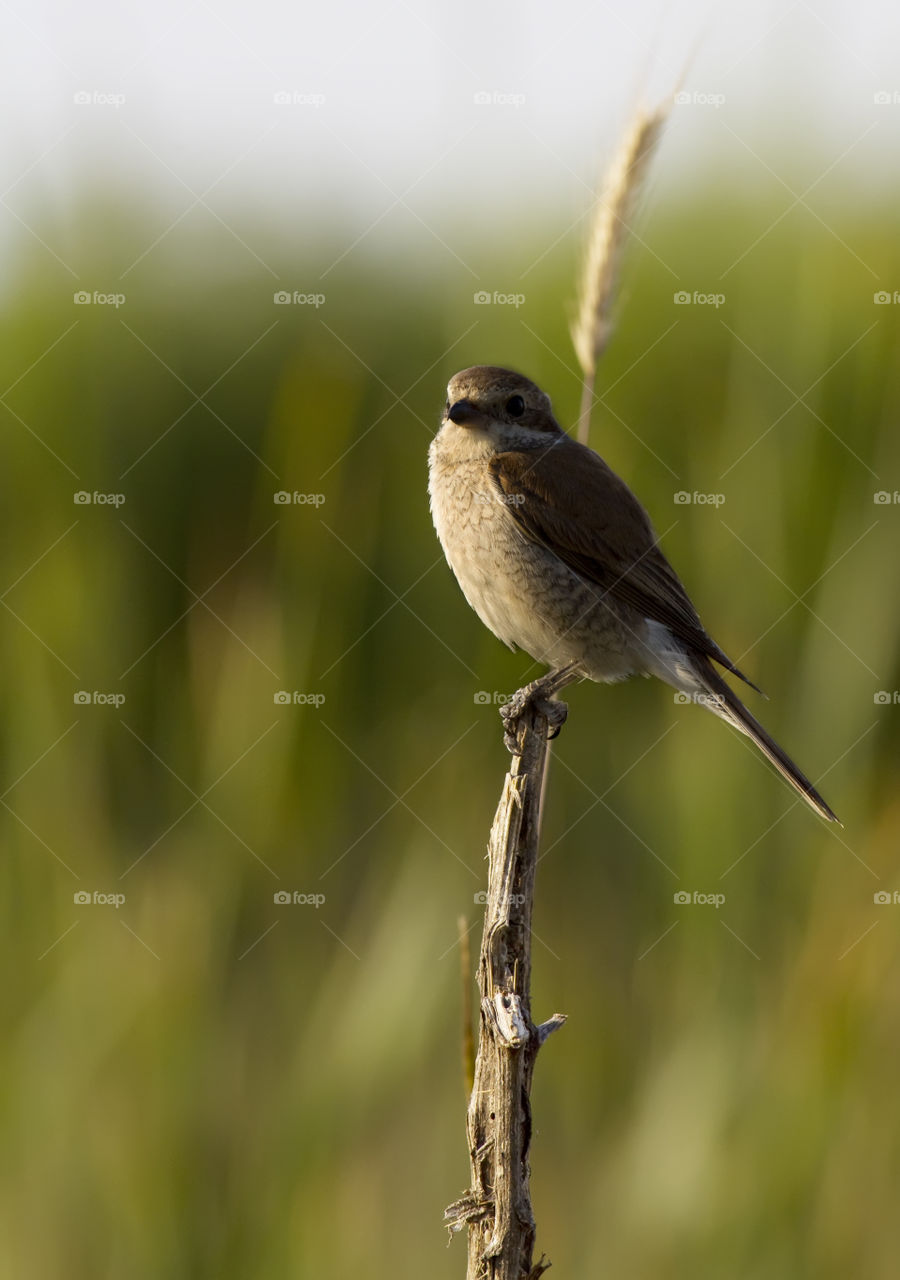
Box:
447, 398, 491, 429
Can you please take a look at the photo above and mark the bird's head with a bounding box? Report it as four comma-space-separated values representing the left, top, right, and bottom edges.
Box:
442, 366, 564, 452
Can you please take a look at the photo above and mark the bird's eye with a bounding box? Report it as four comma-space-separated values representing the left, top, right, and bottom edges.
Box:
506, 395, 525, 417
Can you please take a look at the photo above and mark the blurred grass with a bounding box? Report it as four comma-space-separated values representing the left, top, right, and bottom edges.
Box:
1, 187, 899, 1278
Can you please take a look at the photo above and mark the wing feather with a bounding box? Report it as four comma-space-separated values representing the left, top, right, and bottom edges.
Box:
488, 442, 760, 691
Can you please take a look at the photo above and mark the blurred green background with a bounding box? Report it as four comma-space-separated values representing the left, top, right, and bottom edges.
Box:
2, 174, 899, 1280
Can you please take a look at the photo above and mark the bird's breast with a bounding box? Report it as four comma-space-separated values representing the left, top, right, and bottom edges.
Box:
428, 451, 526, 644
428, 437, 647, 680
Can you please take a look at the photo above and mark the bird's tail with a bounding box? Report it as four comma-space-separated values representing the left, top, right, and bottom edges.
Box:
692, 658, 840, 824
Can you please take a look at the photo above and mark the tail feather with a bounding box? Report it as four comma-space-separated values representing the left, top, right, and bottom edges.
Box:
695, 659, 840, 824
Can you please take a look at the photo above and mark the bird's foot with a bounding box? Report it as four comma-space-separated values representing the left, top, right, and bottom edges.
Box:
501, 673, 571, 754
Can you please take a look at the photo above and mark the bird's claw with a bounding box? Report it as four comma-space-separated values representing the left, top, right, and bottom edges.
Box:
500, 684, 569, 754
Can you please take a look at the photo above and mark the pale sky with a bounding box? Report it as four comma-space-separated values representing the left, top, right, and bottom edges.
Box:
2, 0, 898, 239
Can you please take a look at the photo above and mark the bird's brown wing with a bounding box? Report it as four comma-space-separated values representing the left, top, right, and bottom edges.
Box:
489, 442, 759, 691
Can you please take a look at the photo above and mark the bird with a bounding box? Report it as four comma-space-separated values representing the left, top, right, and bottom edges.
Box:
428, 364, 839, 823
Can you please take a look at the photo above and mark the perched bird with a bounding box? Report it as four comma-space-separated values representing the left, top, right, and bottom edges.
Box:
428, 365, 838, 823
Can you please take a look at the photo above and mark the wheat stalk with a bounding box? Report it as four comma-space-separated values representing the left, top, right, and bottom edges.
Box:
572, 102, 669, 444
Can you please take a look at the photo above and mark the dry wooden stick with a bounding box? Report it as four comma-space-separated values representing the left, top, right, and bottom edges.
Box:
445, 668, 576, 1277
